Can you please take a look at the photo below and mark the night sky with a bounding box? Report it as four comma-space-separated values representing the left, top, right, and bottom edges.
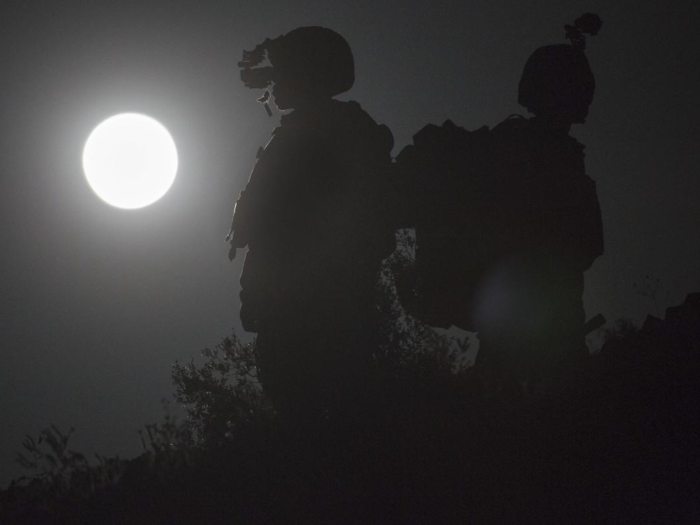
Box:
1, 0, 699, 487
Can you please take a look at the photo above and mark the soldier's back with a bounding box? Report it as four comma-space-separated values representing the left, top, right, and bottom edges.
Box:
474, 115, 603, 381
487, 116, 599, 260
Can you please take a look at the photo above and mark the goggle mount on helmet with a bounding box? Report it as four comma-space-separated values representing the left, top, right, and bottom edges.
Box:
565, 13, 603, 50
238, 39, 274, 116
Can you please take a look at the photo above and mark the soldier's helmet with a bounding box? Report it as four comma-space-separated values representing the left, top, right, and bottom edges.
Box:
239, 27, 355, 98
518, 13, 601, 122
269, 27, 355, 97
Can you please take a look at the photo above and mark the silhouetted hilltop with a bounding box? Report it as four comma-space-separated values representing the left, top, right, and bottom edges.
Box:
586, 292, 700, 523
2, 293, 699, 523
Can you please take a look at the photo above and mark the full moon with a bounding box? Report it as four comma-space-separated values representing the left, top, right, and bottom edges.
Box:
82, 113, 178, 209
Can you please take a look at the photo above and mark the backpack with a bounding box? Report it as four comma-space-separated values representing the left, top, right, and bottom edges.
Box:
393, 120, 492, 330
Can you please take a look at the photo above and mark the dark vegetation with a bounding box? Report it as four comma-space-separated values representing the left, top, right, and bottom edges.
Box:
2, 244, 700, 523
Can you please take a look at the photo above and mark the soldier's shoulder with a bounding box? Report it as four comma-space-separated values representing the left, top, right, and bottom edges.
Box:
329, 100, 394, 149
329, 100, 377, 128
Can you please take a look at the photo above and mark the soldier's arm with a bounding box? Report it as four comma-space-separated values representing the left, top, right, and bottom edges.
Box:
578, 176, 604, 269
226, 135, 281, 260
227, 188, 253, 244
549, 175, 604, 271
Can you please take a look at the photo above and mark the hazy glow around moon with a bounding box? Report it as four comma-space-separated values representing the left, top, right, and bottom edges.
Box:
83, 113, 178, 209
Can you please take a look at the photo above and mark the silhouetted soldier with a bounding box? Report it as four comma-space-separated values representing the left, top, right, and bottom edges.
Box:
473, 14, 605, 386
394, 15, 604, 389
227, 27, 395, 415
